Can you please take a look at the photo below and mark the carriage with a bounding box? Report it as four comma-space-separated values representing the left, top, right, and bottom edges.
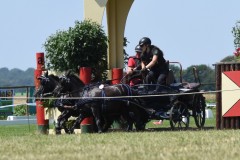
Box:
34, 61, 206, 133
125, 62, 206, 130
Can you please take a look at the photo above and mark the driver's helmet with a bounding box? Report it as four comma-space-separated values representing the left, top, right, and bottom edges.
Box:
139, 37, 151, 46
135, 44, 142, 53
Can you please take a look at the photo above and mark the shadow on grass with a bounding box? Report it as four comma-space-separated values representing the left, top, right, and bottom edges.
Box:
145, 126, 215, 132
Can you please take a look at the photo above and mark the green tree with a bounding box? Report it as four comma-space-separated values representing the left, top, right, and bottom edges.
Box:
123, 37, 129, 67
44, 20, 108, 81
220, 55, 236, 62
232, 21, 240, 48
169, 64, 181, 83
216, 21, 240, 63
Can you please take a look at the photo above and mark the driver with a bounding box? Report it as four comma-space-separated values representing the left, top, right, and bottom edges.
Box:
139, 37, 169, 91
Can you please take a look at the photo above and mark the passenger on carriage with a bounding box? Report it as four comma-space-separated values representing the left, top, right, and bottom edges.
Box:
139, 37, 169, 92
127, 44, 142, 86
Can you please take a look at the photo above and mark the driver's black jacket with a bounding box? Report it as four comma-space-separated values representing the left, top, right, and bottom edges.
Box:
141, 45, 168, 75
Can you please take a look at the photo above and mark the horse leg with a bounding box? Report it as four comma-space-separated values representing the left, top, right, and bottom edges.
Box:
129, 105, 147, 131
100, 115, 112, 132
122, 112, 134, 131
56, 110, 71, 134
120, 102, 136, 132
124, 101, 146, 131
90, 105, 103, 133
69, 112, 85, 134
55, 112, 65, 134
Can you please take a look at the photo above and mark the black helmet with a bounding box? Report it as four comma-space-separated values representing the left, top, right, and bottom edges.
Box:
135, 45, 142, 53
139, 37, 151, 46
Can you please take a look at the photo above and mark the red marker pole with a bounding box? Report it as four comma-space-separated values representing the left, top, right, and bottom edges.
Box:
34, 52, 49, 134
111, 68, 125, 129
79, 67, 94, 133
112, 68, 123, 84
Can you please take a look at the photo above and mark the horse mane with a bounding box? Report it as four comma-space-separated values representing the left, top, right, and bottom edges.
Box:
49, 74, 59, 82
68, 73, 85, 86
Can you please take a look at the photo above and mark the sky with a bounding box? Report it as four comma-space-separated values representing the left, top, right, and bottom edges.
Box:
1, 0, 240, 70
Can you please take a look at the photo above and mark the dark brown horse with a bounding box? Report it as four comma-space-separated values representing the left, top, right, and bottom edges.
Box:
34, 71, 84, 134
53, 72, 148, 133
34, 71, 59, 99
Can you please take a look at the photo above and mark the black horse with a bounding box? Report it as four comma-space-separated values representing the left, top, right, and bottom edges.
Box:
52, 72, 91, 134
34, 71, 83, 134
53, 72, 148, 133
34, 71, 59, 99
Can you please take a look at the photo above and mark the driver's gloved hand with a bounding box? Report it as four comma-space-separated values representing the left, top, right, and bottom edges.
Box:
141, 67, 147, 74
132, 69, 141, 75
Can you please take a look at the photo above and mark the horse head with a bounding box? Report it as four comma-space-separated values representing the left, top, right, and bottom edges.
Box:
53, 70, 85, 97
34, 71, 59, 99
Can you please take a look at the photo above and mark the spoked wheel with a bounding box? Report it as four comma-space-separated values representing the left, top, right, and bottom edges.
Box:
169, 101, 190, 130
193, 94, 206, 128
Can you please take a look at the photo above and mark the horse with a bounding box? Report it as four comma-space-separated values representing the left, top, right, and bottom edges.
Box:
52, 71, 92, 134
34, 71, 59, 99
53, 72, 148, 133
34, 71, 83, 134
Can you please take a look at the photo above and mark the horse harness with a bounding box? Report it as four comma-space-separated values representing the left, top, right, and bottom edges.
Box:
75, 84, 133, 113
100, 84, 134, 113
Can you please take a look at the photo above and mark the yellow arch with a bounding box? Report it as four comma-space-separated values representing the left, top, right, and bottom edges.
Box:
84, 0, 134, 69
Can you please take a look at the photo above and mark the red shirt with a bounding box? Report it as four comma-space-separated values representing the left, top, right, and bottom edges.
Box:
128, 57, 136, 68
128, 53, 141, 68
128, 53, 141, 86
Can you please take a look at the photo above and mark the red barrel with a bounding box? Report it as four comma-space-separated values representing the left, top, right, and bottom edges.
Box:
111, 68, 124, 129
81, 117, 94, 125
112, 68, 123, 84
79, 67, 94, 133
79, 67, 92, 84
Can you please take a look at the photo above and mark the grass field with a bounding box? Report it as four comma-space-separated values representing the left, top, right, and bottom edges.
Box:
0, 109, 232, 160
0, 123, 240, 160
1, 93, 229, 160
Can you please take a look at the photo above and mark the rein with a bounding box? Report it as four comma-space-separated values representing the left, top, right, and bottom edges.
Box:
42, 92, 53, 97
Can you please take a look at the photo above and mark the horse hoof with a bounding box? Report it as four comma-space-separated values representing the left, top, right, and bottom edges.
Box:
69, 129, 74, 134
55, 130, 61, 135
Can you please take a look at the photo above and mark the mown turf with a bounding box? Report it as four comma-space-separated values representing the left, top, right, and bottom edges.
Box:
0, 127, 239, 160
1, 109, 235, 160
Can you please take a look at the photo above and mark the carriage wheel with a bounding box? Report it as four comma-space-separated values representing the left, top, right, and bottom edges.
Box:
193, 94, 206, 128
169, 101, 190, 130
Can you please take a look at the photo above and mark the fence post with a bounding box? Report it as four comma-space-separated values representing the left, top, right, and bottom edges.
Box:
79, 67, 94, 133
34, 52, 49, 134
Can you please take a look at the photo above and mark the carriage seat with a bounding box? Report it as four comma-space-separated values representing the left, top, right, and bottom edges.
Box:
169, 82, 200, 92
182, 82, 200, 89
166, 69, 176, 86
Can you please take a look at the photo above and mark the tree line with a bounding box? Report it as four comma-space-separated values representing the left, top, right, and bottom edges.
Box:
0, 67, 35, 87
0, 64, 215, 91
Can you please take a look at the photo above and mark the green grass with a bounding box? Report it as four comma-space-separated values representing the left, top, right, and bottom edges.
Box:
0, 109, 222, 160
0, 124, 37, 136
0, 126, 240, 160
0, 103, 217, 159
